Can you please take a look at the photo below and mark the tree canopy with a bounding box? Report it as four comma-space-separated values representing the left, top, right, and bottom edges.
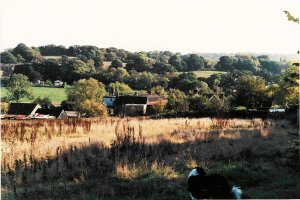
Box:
235, 75, 272, 109
66, 78, 107, 117
6, 74, 33, 102
0, 52, 17, 63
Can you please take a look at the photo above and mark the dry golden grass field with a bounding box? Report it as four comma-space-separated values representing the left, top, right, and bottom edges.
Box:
1, 117, 299, 199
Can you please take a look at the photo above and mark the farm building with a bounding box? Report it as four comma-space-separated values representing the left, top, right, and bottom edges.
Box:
3, 103, 81, 119
103, 96, 116, 108
114, 94, 167, 116
35, 107, 68, 119
125, 104, 147, 116
6, 103, 41, 119
103, 96, 116, 115
65, 111, 83, 118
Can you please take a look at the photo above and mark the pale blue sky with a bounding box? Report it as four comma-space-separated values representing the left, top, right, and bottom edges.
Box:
0, 0, 299, 53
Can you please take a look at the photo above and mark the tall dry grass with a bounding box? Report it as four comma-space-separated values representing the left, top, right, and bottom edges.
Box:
1, 117, 299, 199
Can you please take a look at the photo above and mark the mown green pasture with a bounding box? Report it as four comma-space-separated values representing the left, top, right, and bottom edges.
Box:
1, 86, 68, 103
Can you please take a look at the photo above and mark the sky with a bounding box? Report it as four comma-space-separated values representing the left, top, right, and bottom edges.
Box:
0, 0, 299, 54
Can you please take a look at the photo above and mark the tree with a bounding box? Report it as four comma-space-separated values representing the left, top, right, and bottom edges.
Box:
13, 64, 43, 82
167, 89, 189, 112
34, 60, 61, 82
114, 67, 129, 82
94, 50, 104, 69
169, 53, 187, 71
0, 51, 17, 63
7, 74, 33, 102
0, 102, 9, 114
11, 43, 40, 62
125, 71, 156, 90
234, 55, 261, 72
32, 97, 53, 109
108, 82, 133, 95
152, 61, 176, 74
173, 72, 212, 94
69, 59, 91, 74
79, 99, 108, 117
235, 75, 272, 109
151, 86, 168, 98
126, 53, 155, 72
284, 11, 299, 24
215, 56, 237, 71
188, 94, 210, 113
258, 55, 285, 75
15, 54, 25, 63
184, 54, 207, 71
152, 100, 166, 114
38, 44, 67, 56
110, 59, 123, 68
274, 64, 299, 106
61, 59, 91, 83
206, 74, 221, 88
219, 70, 253, 96
207, 95, 231, 116
66, 78, 107, 117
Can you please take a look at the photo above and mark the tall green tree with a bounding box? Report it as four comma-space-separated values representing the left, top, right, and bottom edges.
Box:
184, 54, 207, 71
188, 94, 209, 113
167, 89, 189, 112
235, 75, 272, 109
94, 50, 104, 69
7, 74, 33, 102
215, 56, 237, 71
11, 43, 40, 62
274, 64, 299, 106
235, 55, 261, 72
32, 97, 53, 109
0, 51, 17, 63
110, 59, 123, 68
114, 67, 129, 82
169, 53, 187, 71
67, 78, 107, 117
108, 82, 133, 95
126, 53, 155, 72
151, 86, 168, 98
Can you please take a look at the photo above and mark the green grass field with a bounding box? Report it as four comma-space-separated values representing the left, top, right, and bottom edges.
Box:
1, 87, 68, 103
176, 70, 227, 78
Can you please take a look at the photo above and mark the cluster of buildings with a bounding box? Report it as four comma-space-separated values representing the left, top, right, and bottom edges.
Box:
104, 94, 167, 116
1, 94, 167, 120
0, 103, 81, 120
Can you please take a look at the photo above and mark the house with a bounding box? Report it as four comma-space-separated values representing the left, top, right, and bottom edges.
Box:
114, 94, 167, 116
103, 96, 116, 115
65, 111, 82, 118
7, 103, 41, 119
32, 114, 51, 119
54, 80, 63, 87
103, 96, 116, 107
138, 94, 168, 106
35, 107, 68, 119
125, 104, 147, 116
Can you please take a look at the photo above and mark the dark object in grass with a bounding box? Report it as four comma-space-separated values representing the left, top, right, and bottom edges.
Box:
187, 167, 242, 199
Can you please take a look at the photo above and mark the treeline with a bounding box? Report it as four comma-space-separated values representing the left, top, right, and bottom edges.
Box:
1, 43, 298, 113
2, 43, 288, 83
1, 43, 288, 74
